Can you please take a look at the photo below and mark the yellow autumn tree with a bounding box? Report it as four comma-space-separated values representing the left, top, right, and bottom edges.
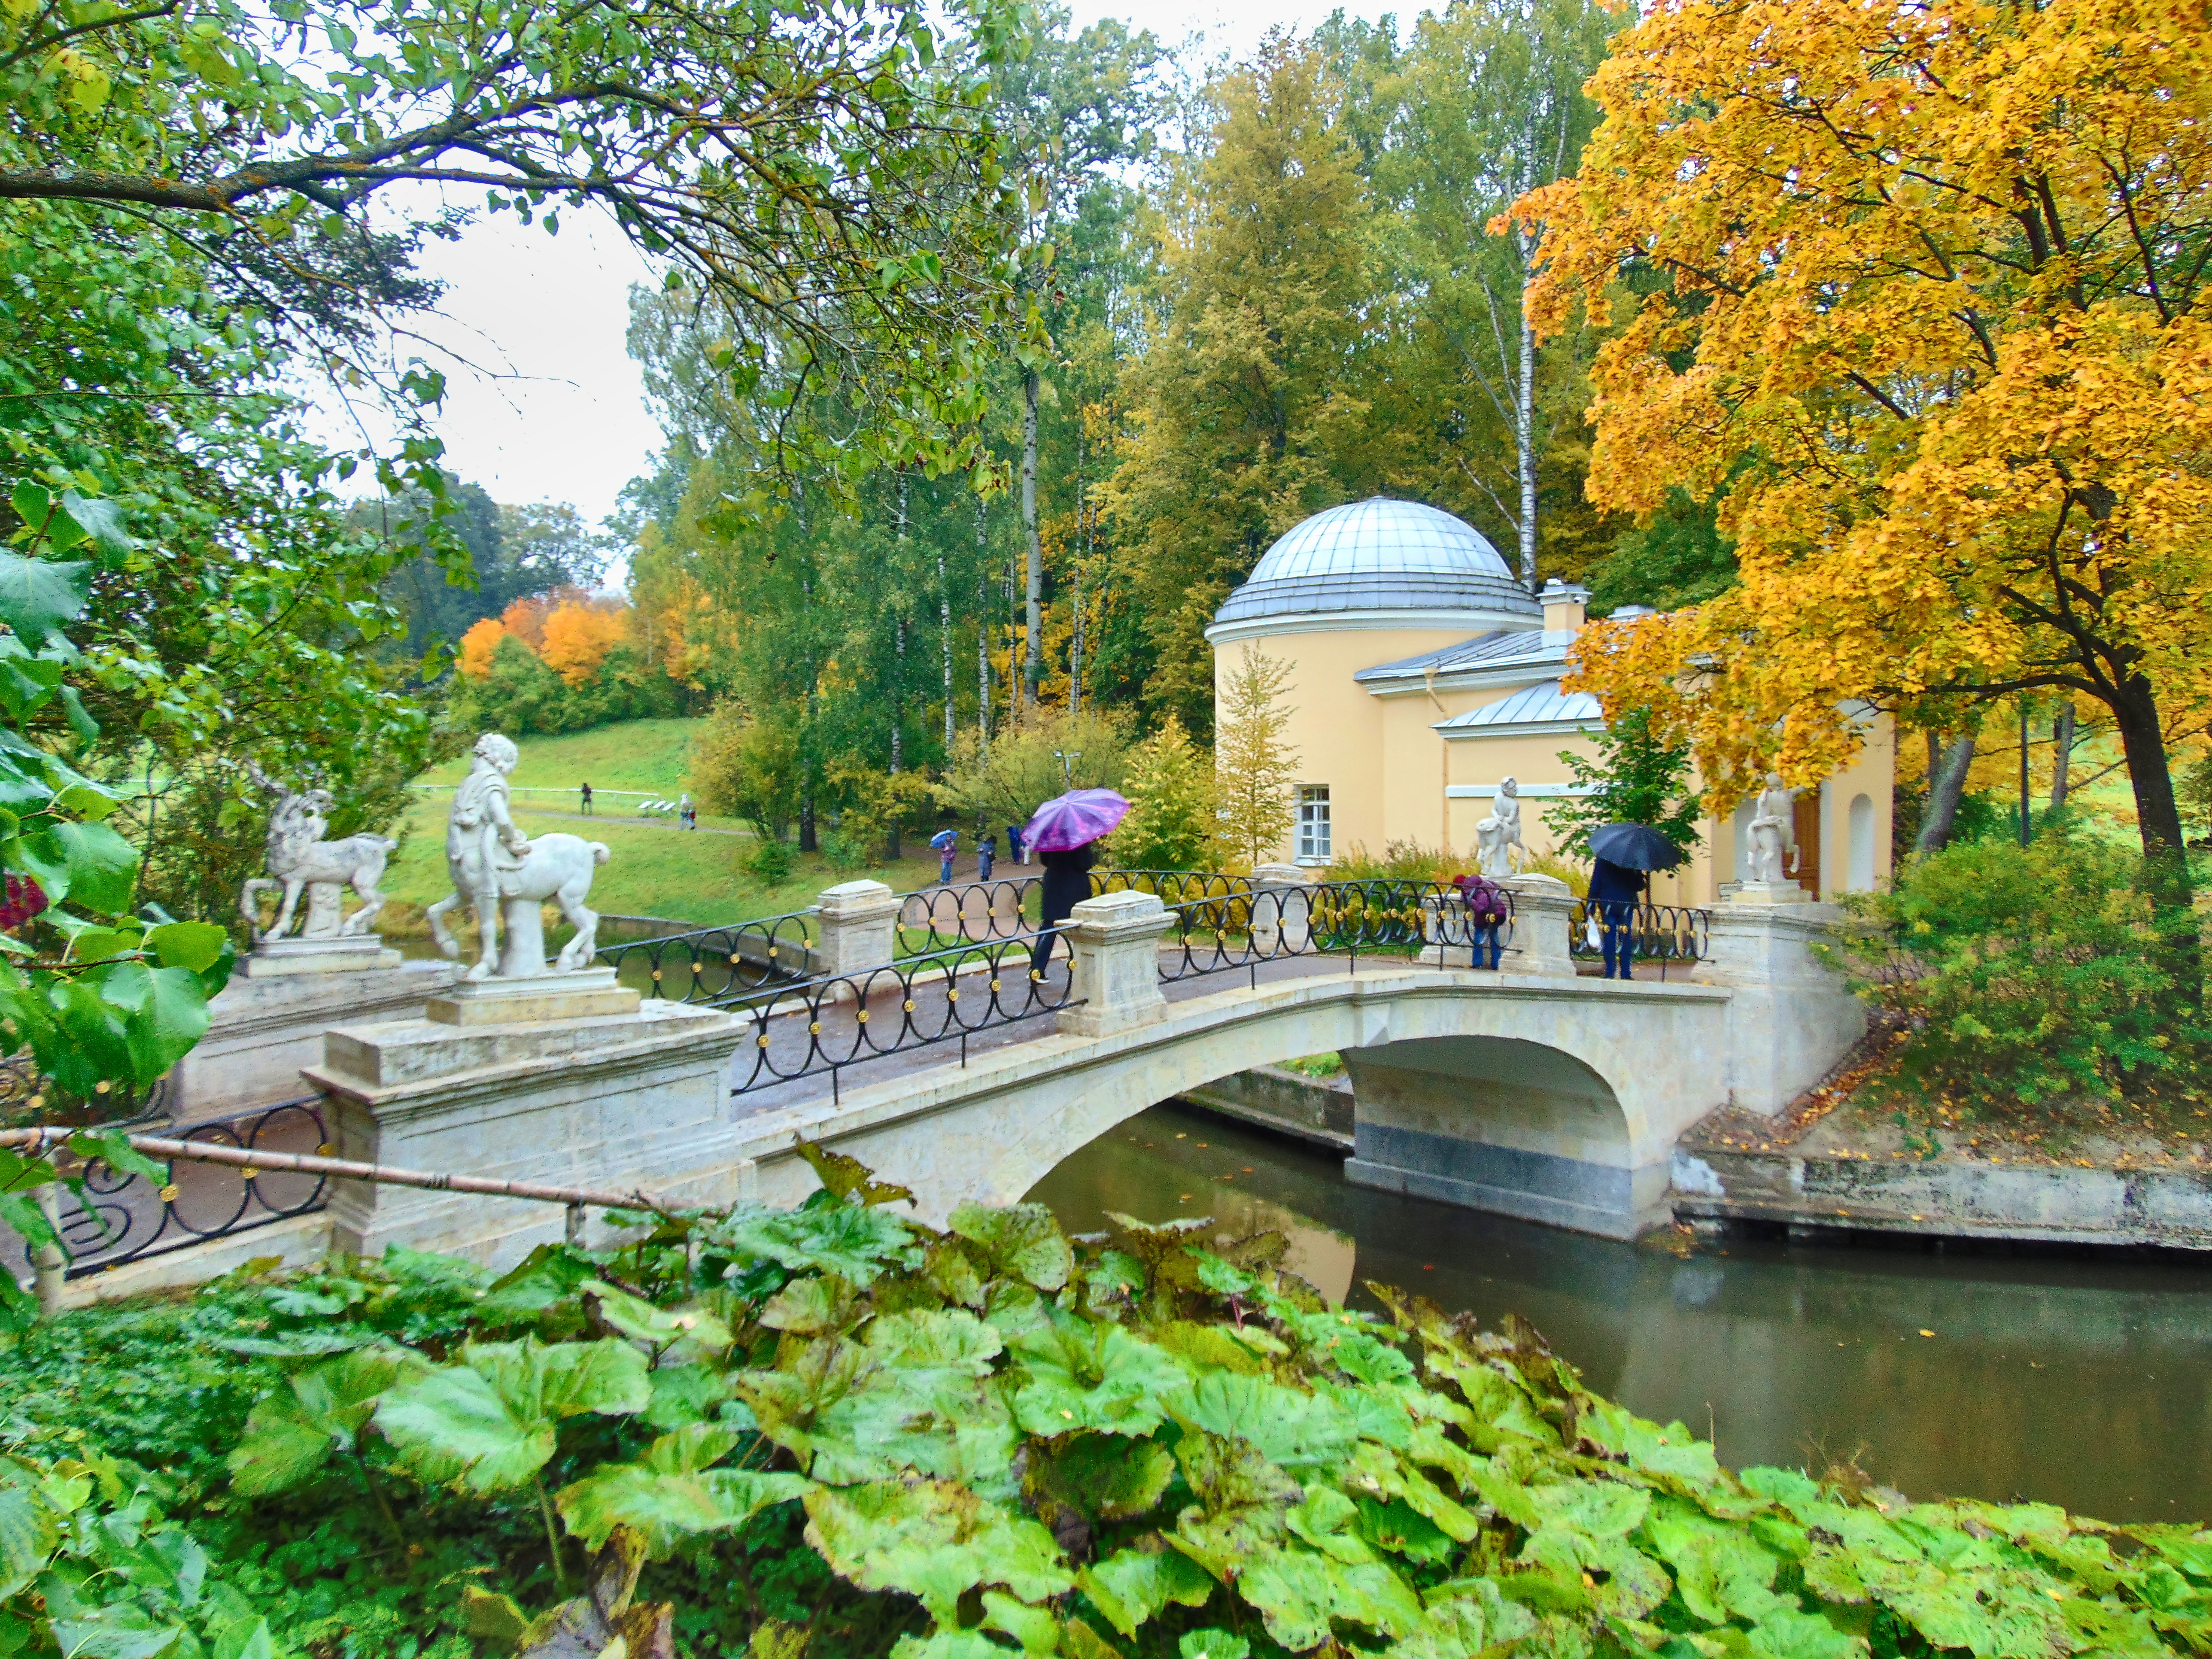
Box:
1516, 0, 2212, 861
456, 618, 507, 681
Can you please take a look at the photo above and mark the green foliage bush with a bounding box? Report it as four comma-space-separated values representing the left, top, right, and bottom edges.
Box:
453, 636, 687, 739
748, 836, 797, 887
1109, 716, 1218, 872
9, 1160, 2212, 1659
1544, 707, 1702, 863
1834, 828, 2209, 1112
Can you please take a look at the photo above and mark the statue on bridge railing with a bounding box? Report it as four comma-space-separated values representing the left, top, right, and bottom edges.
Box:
1474, 775, 1526, 879
239, 761, 397, 942
1745, 772, 1802, 884
428, 732, 611, 979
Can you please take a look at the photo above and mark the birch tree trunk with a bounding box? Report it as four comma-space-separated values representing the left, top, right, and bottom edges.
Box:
1021, 368, 1043, 708
1515, 227, 1539, 594
976, 495, 992, 760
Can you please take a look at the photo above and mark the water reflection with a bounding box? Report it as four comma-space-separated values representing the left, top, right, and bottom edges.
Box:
1026, 1101, 2212, 1524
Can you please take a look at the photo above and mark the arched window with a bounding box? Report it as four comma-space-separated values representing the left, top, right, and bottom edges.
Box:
1847, 793, 1875, 890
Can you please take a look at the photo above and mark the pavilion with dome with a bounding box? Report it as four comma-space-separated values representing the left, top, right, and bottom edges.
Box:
1203, 498, 1895, 903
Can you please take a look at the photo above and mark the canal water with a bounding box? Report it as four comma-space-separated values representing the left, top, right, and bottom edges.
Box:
1028, 1100, 2212, 1525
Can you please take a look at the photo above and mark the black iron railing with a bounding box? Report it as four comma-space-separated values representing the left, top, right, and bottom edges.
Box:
1568, 900, 1709, 978
9, 1097, 333, 1281
599, 911, 820, 1009
897, 879, 1042, 952
1153, 880, 1519, 984
731, 928, 1077, 1101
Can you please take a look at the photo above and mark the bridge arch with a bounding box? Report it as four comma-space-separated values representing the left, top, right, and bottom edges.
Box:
784, 971, 1733, 1239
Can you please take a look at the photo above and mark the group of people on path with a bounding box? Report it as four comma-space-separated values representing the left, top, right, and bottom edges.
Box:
929, 823, 1027, 885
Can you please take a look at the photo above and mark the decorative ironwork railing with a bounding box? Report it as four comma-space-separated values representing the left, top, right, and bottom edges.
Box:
598, 911, 820, 1009
1153, 879, 1519, 984
8, 1097, 332, 1282
729, 928, 1078, 1101
896, 879, 1042, 953
1568, 900, 1709, 977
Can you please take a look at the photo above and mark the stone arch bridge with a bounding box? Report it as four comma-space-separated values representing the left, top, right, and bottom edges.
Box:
729, 883, 1861, 1240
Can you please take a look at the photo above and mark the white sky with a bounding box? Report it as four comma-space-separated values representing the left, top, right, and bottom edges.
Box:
333, 0, 1393, 533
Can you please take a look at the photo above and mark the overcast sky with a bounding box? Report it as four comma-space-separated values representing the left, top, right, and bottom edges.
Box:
335, 0, 1394, 533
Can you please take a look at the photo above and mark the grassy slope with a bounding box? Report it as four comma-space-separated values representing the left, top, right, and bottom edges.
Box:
386, 720, 974, 930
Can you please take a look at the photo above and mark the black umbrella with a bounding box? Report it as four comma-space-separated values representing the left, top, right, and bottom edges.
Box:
1589, 823, 1685, 871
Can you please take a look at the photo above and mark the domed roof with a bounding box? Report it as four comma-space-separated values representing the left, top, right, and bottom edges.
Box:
1209, 498, 1539, 634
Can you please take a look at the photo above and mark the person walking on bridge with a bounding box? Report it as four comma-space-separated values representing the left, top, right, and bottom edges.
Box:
1587, 855, 1647, 980
1020, 789, 1130, 983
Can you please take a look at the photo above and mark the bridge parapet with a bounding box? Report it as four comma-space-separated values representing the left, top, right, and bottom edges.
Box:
1693, 898, 1865, 1114
1057, 890, 1173, 1037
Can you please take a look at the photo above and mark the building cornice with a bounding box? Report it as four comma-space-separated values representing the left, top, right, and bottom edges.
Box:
1437, 718, 1601, 740
1364, 659, 1565, 697
1444, 783, 1595, 799
1203, 609, 1537, 645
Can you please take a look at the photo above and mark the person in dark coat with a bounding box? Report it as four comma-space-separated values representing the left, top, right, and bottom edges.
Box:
1586, 855, 1647, 979
1030, 840, 1099, 980
977, 835, 996, 881
579, 781, 593, 815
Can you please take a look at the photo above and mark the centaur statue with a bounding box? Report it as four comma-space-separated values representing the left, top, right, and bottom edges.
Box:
427, 732, 609, 979
239, 762, 396, 941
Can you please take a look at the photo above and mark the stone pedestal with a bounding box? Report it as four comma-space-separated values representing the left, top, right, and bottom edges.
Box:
1249, 863, 1313, 954
1694, 899, 1864, 1115
1497, 874, 1577, 977
813, 880, 904, 977
1730, 880, 1812, 905
167, 942, 454, 1124
306, 999, 752, 1267
1056, 890, 1172, 1038
426, 966, 640, 1026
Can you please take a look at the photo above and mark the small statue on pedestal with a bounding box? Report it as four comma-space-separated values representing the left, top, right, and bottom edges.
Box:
1745, 772, 1801, 884
1474, 776, 1526, 878
426, 733, 610, 980
239, 763, 397, 942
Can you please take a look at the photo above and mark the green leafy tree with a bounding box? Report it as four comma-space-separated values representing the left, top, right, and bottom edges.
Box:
1109, 714, 1218, 870
1543, 705, 1703, 860
935, 706, 1131, 831
690, 703, 808, 846
1213, 648, 1300, 868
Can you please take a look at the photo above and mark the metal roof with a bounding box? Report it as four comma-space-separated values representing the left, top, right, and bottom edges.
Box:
1433, 679, 1602, 733
1211, 498, 1540, 629
1353, 629, 1562, 684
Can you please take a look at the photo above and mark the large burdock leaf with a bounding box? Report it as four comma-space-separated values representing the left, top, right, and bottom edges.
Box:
1079, 1546, 1217, 1638
557, 1424, 812, 1556
1168, 1374, 1358, 1470
1011, 1314, 1190, 1438
804, 1479, 1073, 1626
1037, 1435, 1176, 1524
1642, 1497, 1789, 1625
1169, 1431, 1303, 1582
1237, 1548, 1423, 1650
582, 1278, 733, 1358
228, 1349, 425, 1495
1384, 1581, 1534, 1659
378, 1339, 648, 1492
715, 1203, 916, 1285
949, 1201, 1074, 1291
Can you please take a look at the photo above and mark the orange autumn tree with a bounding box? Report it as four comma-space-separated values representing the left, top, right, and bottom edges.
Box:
538, 597, 629, 687
1516, 0, 2212, 861
456, 618, 507, 681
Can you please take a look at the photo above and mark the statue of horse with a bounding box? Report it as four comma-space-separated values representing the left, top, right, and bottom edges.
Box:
425, 832, 610, 980
238, 767, 397, 942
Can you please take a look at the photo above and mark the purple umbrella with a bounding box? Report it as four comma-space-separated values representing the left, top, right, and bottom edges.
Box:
1021, 788, 1130, 853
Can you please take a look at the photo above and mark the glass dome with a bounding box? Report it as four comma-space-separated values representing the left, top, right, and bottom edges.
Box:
1209, 498, 1539, 633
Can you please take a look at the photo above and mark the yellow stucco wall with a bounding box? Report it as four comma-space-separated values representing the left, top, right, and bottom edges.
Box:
1214, 627, 1522, 862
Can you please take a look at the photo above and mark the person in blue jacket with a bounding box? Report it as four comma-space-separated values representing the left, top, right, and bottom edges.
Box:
977, 835, 997, 881
1586, 855, 1647, 980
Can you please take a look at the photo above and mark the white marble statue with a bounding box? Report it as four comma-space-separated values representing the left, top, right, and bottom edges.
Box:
426, 733, 610, 980
1745, 772, 1801, 884
239, 763, 397, 942
1474, 776, 1526, 878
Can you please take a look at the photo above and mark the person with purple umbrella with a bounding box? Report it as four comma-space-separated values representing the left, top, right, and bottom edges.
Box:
1021, 789, 1130, 981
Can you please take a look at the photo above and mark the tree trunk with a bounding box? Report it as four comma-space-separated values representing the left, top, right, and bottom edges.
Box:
1515, 229, 1540, 593
1021, 368, 1043, 708
2049, 701, 2075, 809
976, 496, 991, 760
1914, 734, 1976, 854
1071, 431, 1085, 716
2109, 677, 2187, 859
